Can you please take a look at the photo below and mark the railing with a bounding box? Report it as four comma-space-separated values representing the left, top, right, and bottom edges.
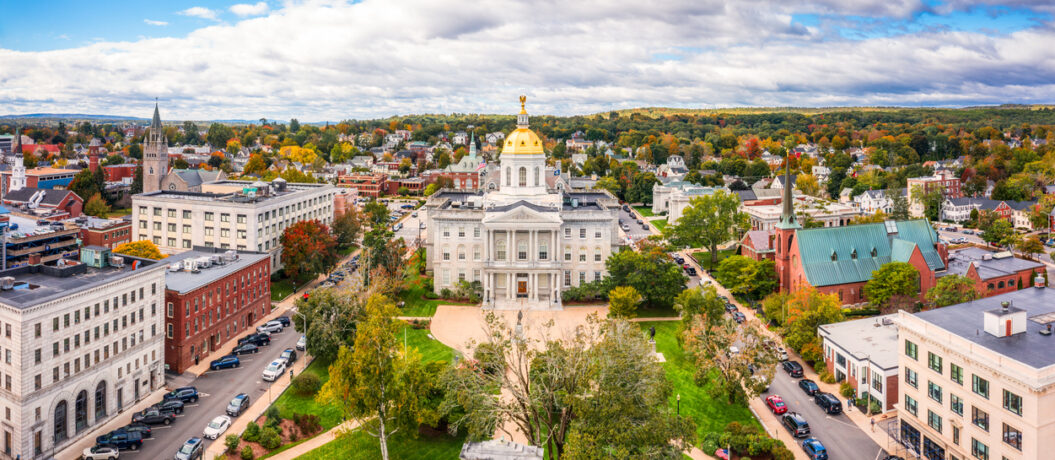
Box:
483, 260, 561, 270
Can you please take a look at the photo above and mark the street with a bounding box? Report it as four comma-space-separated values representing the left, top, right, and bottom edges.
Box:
122, 319, 302, 459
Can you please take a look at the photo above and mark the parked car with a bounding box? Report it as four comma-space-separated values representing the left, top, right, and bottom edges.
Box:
164, 386, 199, 403
238, 333, 271, 347
274, 316, 292, 327
296, 335, 307, 351
209, 354, 240, 370
686, 267, 697, 276
257, 320, 284, 334
725, 303, 738, 313
82, 445, 121, 459
782, 360, 804, 378
814, 392, 842, 414
96, 431, 144, 450
781, 412, 811, 438
621, 224, 630, 231
226, 393, 251, 417
131, 408, 174, 425
174, 437, 204, 460
202, 415, 232, 440
280, 348, 298, 365
113, 423, 152, 439
798, 379, 820, 396
152, 399, 185, 414
776, 347, 789, 361
231, 343, 259, 355
765, 395, 788, 414
733, 312, 746, 324
801, 437, 829, 460
262, 359, 287, 382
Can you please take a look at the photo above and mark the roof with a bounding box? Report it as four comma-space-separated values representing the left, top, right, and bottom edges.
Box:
163, 248, 270, 294
0, 257, 163, 309
742, 230, 773, 252
913, 287, 1055, 369
795, 219, 945, 287
171, 169, 223, 188
943, 247, 1045, 281
490, 200, 556, 214
3, 187, 77, 206
818, 314, 899, 370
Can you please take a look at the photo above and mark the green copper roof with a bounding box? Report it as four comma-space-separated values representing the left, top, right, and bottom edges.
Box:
795, 219, 944, 287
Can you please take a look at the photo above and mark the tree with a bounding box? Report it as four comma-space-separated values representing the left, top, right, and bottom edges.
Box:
113, 240, 166, 260
605, 244, 687, 310
23, 154, 37, 168
981, 219, 1013, 246
662, 190, 749, 269
593, 176, 620, 197
626, 172, 658, 204
851, 211, 889, 224
363, 200, 390, 228
925, 274, 979, 308
316, 295, 437, 460
864, 262, 920, 313
68, 168, 102, 204
795, 173, 820, 197
280, 220, 338, 280
131, 165, 143, 194
83, 193, 111, 217
1017, 235, 1044, 260
674, 285, 725, 328
206, 123, 234, 148
712, 255, 777, 300
889, 190, 910, 220
292, 286, 370, 364
684, 317, 777, 404
607, 286, 641, 318
782, 287, 844, 363
761, 292, 790, 326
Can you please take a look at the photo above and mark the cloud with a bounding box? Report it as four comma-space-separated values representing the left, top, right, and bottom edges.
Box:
230, 2, 270, 17
178, 6, 218, 21
143, 19, 168, 26
1, 0, 1053, 120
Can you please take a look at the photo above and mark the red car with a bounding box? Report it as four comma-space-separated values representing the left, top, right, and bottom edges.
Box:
766, 395, 788, 414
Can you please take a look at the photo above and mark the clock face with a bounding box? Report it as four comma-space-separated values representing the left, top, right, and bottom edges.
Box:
169, 184, 176, 190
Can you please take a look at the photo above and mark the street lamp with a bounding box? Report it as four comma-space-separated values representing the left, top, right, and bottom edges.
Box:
676, 393, 681, 415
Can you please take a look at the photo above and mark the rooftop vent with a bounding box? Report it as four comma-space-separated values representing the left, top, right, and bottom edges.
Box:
982, 253, 992, 261
110, 256, 124, 267
1035, 274, 1046, 288
0, 277, 14, 291
1041, 324, 1053, 336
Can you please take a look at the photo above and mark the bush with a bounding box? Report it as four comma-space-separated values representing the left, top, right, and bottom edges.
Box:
772, 446, 795, 460
423, 277, 434, 291
424, 291, 439, 299
240, 445, 255, 460
292, 373, 322, 396
870, 400, 882, 415
225, 434, 241, 454
259, 426, 282, 450
265, 405, 282, 423
293, 413, 322, 436
818, 369, 836, 384
839, 382, 855, 398
440, 288, 453, 298
242, 422, 261, 443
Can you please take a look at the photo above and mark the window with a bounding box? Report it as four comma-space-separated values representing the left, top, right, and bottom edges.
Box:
951, 394, 964, 416
928, 381, 943, 403
579, 251, 586, 262
518, 167, 527, 187
473, 247, 481, 261
153, 208, 161, 216
1002, 390, 1022, 416
594, 271, 601, 281
594, 248, 601, 262
905, 395, 918, 416
594, 230, 601, 239
1002, 423, 1022, 451
474, 227, 480, 238
579, 271, 586, 284
564, 228, 571, 238
905, 368, 918, 388
973, 375, 989, 399
534, 166, 539, 186
517, 241, 527, 260
972, 406, 989, 431
496, 240, 506, 261
579, 228, 586, 239
538, 242, 548, 260
183, 210, 191, 219
237, 214, 246, 224
952, 425, 960, 446
951, 364, 963, 385
167, 223, 176, 232
220, 213, 230, 222
442, 227, 450, 238
564, 247, 571, 261
458, 227, 465, 238
564, 270, 571, 287
928, 410, 942, 433
457, 249, 465, 261
204, 212, 214, 220
872, 370, 883, 392
167, 209, 176, 218
971, 438, 988, 460
905, 340, 918, 360
928, 352, 942, 374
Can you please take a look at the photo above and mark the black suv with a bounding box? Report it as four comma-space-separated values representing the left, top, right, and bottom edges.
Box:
814, 392, 843, 414
164, 386, 199, 403
238, 333, 271, 347
782, 360, 804, 377
782, 412, 811, 438
131, 408, 174, 425
152, 399, 185, 414
96, 431, 144, 450
275, 315, 292, 327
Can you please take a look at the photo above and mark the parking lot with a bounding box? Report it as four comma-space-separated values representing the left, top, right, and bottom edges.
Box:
618, 206, 654, 242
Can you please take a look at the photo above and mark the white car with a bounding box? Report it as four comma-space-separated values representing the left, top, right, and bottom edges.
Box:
82, 445, 120, 460
262, 360, 287, 382
202, 415, 232, 440
257, 321, 283, 334
296, 335, 306, 351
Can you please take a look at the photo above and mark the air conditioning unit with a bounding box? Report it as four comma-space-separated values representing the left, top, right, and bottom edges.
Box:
111, 256, 125, 267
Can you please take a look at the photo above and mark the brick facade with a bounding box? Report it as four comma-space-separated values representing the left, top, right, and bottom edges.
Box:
80, 220, 133, 250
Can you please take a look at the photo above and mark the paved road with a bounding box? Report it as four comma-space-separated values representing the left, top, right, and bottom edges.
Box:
124, 326, 302, 459
618, 207, 654, 242
394, 208, 426, 246
764, 369, 887, 460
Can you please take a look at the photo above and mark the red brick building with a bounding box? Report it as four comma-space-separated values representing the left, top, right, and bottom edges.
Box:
79, 217, 133, 250
385, 177, 425, 195
334, 188, 359, 217
337, 173, 387, 198
739, 230, 775, 261
104, 164, 138, 182
162, 248, 271, 373
944, 247, 1045, 298
2, 187, 84, 219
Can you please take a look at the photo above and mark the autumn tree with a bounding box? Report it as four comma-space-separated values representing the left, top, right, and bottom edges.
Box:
662, 190, 749, 268
795, 173, 820, 197
280, 220, 338, 280
1017, 235, 1044, 260
925, 274, 979, 308
781, 287, 844, 363
332, 209, 363, 249
113, 240, 167, 260
684, 316, 777, 404
83, 193, 111, 217
864, 262, 920, 313
607, 286, 642, 319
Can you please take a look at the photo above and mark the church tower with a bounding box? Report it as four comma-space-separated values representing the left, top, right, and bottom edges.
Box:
142, 102, 168, 193
497, 96, 548, 199
774, 151, 801, 293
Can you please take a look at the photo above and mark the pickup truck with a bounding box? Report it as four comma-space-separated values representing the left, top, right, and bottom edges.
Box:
131, 408, 175, 425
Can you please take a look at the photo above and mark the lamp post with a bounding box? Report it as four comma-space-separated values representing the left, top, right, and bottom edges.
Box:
676, 393, 680, 415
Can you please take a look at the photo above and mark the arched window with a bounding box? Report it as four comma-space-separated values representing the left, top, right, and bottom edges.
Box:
519, 167, 527, 187
75, 390, 88, 432
1009, 279, 1016, 287
534, 167, 540, 186
998, 281, 1005, 289
505, 167, 511, 186
787, 235, 794, 254
54, 400, 68, 443
518, 240, 528, 260
851, 249, 857, 260
988, 283, 995, 290
496, 239, 506, 260
95, 381, 107, 420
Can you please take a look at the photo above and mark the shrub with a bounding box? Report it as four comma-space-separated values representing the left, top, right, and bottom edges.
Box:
856, 398, 869, 410
818, 369, 836, 384
293, 413, 322, 436
424, 291, 439, 299
292, 373, 321, 396
242, 422, 261, 443
839, 382, 855, 398
224, 434, 241, 454
870, 400, 882, 415
423, 277, 434, 291
772, 446, 795, 460
440, 288, 452, 298
259, 426, 282, 450
265, 405, 282, 423
288, 426, 299, 442
240, 445, 255, 460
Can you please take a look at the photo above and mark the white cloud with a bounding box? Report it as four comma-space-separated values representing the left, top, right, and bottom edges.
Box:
1, 0, 1053, 120
230, 2, 270, 17
143, 19, 168, 26
178, 6, 218, 21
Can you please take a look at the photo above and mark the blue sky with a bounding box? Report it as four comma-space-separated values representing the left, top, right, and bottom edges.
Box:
0, 0, 1053, 120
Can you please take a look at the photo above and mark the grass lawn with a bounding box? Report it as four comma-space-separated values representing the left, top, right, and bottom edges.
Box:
651, 219, 667, 231
690, 247, 737, 270
399, 265, 474, 317
400, 322, 457, 363
338, 245, 357, 256
633, 205, 655, 217
270, 278, 300, 301
639, 321, 758, 444
300, 423, 466, 460
105, 208, 131, 218
272, 359, 344, 430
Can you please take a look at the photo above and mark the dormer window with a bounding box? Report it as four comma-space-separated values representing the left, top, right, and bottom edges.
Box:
851, 249, 857, 260
830, 250, 837, 262
871, 247, 878, 257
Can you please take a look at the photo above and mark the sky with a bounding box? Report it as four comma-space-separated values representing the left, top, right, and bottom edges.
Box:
0, 0, 1054, 121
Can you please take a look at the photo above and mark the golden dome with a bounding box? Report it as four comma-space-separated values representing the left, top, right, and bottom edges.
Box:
503, 95, 544, 156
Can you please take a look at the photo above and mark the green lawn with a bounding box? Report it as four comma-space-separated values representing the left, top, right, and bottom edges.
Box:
338, 245, 357, 256
299, 423, 466, 460
401, 323, 456, 363
633, 206, 655, 217
398, 266, 474, 317
272, 359, 344, 430
639, 321, 758, 445
105, 208, 132, 218
690, 247, 737, 270
651, 219, 667, 231
270, 278, 300, 301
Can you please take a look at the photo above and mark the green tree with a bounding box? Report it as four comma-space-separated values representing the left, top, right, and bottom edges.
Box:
293, 288, 365, 363
316, 295, 437, 460
684, 317, 777, 404
608, 286, 642, 318
604, 243, 687, 311
864, 262, 920, 313
889, 190, 910, 220
206, 123, 234, 148
981, 219, 1013, 246
363, 200, 390, 228
332, 209, 363, 249
68, 168, 102, 203
662, 190, 749, 268
131, 165, 143, 194
761, 292, 791, 326
593, 176, 620, 197
83, 193, 111, 217
713, 255, 777, 300
280, 220, 338, 280
1017, 235, 1045, 260
674, 285, 724, 328
925, 274, 979, 308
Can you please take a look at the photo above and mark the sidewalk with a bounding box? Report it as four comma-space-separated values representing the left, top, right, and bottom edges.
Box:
265, 419, 364, 460
56, 388, 168, 460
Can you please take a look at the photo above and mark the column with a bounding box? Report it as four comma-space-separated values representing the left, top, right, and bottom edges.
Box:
551, 230, 557, 262
507, 273, 513, 299
531, 273, 537, 301
530, 231, 536, 262
484, 229, 490, 262
507, 230, 513, 263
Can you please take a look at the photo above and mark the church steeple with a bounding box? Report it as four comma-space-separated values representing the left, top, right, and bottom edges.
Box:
776, 150, 800, 229
468, 131, 477, 160
12, 126, 21, 155
142, 101, 168, 194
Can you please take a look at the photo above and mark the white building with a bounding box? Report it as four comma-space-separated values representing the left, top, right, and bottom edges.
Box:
132, 178, 335, 272
743, 196, 859, 230
854, 189, 906, 214
651, 181, 727, 224
424, 98, 622, 309
0, 250, 168, 458
818, 315, 899, 412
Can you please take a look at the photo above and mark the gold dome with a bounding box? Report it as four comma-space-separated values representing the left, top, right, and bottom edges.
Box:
503, 95, 544, 156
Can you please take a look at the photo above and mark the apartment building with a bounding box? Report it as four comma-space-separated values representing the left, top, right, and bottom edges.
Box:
819, 314, 899, 412
908, 170, 962, 218
162, 248, 271, 373
896, 284, 1055, 460
77, 217, 133, 250
132, 178, 335, 272
0, 249, 167, 458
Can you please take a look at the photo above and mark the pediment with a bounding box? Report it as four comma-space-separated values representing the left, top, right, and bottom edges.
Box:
483, 204, 561, 225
